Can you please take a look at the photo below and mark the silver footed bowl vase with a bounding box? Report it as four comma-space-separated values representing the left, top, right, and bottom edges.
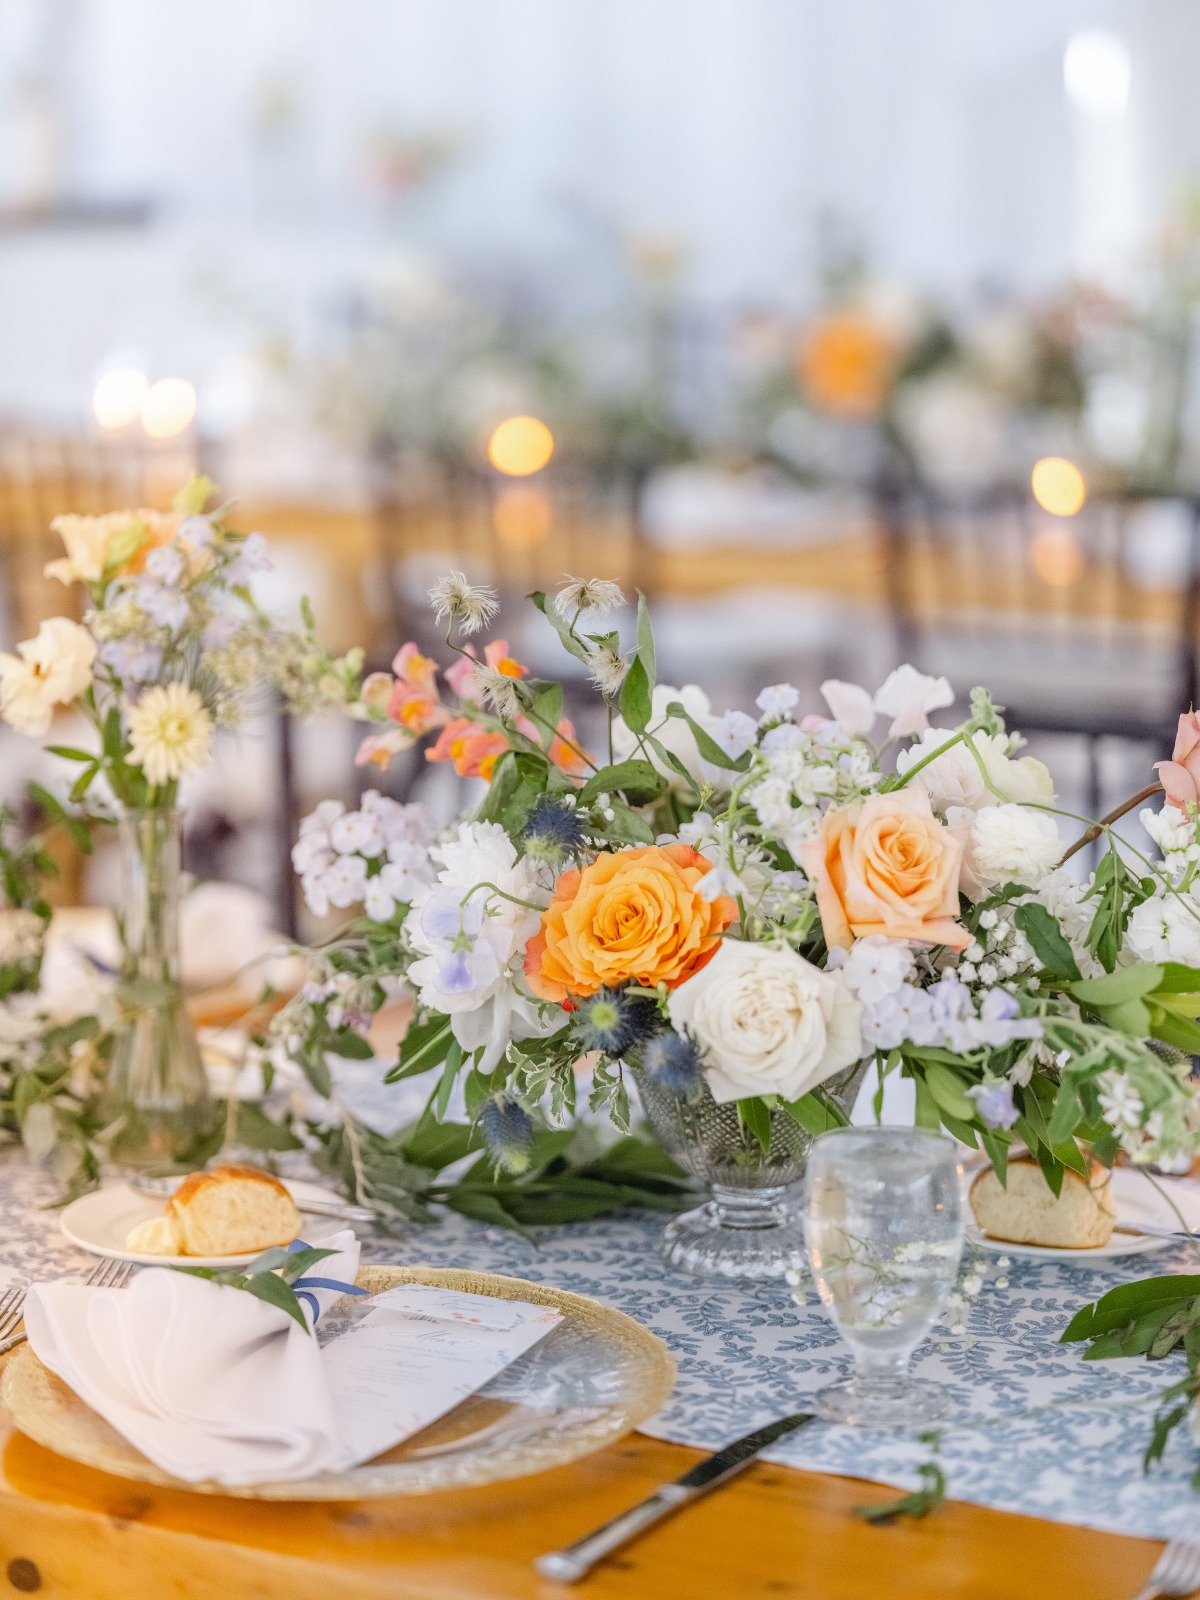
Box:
634, 1059, 870, 1281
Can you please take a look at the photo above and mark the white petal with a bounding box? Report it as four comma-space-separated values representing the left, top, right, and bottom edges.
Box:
820, 679, 876, 737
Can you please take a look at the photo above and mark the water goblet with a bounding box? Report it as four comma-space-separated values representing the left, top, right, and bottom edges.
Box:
803, 1127, 963, 1427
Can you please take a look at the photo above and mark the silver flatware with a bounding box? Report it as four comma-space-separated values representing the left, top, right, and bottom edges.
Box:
129, 1173, 375, 1225
1112, 1222, 1199, 1242
0, 1256, 133, 1357
535, 1412, 816, 1583
1127, 1536, 1200, 1599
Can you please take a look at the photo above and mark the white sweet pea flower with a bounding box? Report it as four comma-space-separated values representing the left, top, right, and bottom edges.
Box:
819, 679, 876, 737
667, 939, 863, 1103
873, 664, 954, 738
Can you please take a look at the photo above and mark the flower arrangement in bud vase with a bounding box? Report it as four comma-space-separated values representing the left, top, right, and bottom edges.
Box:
271, 570, 1200, 1279
0, 476, 362, 1167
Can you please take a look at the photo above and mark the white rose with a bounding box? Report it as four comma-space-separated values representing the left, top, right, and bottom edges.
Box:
667, 939, 863, 1104
956, 803, 1062, 898
613, 683, 723, 791
0, 617, 97, 736
897, 729, 1055, 815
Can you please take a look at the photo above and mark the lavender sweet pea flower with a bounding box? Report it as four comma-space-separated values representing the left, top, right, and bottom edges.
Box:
966, 1080, 1020, 1130
100, 637, 162, 686
144, 546, 184, 585
135, 580, 189, 631
225, 531, 271, 584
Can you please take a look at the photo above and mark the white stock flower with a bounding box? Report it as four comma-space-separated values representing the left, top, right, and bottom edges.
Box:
756, 683, 800, 722
667, 939, 863, 1104
897, 729, 1055, 814
828, 934, 915, 1004
713, 709, 758, 759
1142, 804, 1199, 861
873, 664, 954, 738
126, 683, 214, 785
329, 810, 385, 857
0, 617, 96, 736
957, 804, 1062, 897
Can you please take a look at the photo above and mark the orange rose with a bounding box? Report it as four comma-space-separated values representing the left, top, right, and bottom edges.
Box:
524, 844, 737, 1002
799, 790, 968, 951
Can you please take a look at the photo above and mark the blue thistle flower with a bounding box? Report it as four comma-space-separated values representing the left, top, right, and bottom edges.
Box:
520, 797, 585, 865
641, 1030, 705, 1095
571, 987, 659, 1056
480, 1094, 534, 1174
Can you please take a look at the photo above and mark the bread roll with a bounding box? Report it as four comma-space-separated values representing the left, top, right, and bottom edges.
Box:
969, 1156, 1116, 1248
120, 1165, 299, 1259
124, 1215, 182, 1255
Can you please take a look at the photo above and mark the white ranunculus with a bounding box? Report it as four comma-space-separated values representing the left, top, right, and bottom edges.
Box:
0, 617, 97, 736
667, 939, 863, 1104
897, 729, 1055, 815
613, 683, 724, 790
956, 803, 1062, 898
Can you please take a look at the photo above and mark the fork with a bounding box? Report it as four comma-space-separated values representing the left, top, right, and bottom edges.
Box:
1130, 1538, 1200, 1600
0, 1256, 134, 1357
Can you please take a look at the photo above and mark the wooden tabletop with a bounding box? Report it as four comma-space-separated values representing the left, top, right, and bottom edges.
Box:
0, 1418, 1164, 1599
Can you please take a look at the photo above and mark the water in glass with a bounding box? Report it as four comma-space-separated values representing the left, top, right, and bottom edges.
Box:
803, 1127, 963, 1426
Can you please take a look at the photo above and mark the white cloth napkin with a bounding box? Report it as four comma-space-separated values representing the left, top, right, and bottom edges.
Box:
24, 1231, 360, 1487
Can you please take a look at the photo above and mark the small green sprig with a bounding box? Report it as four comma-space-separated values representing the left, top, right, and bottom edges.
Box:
171, 1244, 340, 1333
855, 1453, 947, 1523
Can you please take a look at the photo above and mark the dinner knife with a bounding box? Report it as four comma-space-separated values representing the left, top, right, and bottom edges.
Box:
535, 1412, 816, 1584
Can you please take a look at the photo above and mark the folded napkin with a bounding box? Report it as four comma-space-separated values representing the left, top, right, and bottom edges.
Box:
24, 1232, 360, 1487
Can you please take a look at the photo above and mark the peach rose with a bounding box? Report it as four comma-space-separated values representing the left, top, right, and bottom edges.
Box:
524, 844, 737, 1003
799, 790, 968, 951
1155, 711, 1200, 810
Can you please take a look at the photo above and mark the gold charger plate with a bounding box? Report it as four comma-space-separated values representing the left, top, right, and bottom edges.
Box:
0, 1264, 675, 1500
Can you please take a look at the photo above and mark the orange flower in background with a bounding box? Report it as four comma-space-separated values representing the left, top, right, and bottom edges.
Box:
800, 790, 968, 952
426, 717, 509, 780
546, 717, 590, 775
387, 642, 450, 735
524, 844, 737, 1003
1156, 711, 1200, 811
796, 310, 897, 420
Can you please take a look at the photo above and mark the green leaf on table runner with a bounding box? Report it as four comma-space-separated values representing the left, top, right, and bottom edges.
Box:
578, 759, 663, 807
736, 1096, 773, 1153
855, 1462, 946, 1524
618, 654, 652, 732
234, 1101, 304, 1152
402, 1115, 484, 1173
663, 701, 751, 772
1013, 903, 1080, 983
385, 1014, 453, 1083
1061, 1276, 1200, 1343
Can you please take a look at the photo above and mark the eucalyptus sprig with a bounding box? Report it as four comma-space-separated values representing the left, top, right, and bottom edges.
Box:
171, 1244, 340, 1333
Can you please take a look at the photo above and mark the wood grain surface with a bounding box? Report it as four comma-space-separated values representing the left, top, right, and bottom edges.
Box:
0, 1421, 1165, 1600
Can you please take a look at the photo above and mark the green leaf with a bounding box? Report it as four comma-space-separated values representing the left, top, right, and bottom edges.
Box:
1014, 903, 1081, 982
442, 1187, 536, 1241
1148, 1005, 1200, 1056
385, 1015, 453, 1083
1061, 1276, 1200, 1343
736, 1097, 772, 1153
434, 1041, 464, 1121
529, 681, 564, 750
1152, 962, 1200, 994
923, 1063, 976, 1123
578, 759, 663, 807
1071, 967, 1163, 1007
325, 1027, 373, 1060
663, 701, 751, 773
855, 1462, 946, 1523
1047, 1078, 1082, 1146
602, 800, 655, 845
782, 1088, 851, 1136
243, 1269, 312, 1332
402, 1116, 483, 1172
1082, 845, 1154, 974
530, 590, 591, 665
26, 781, 91, 855
44, 746, 95, 763
642, 732, 702, 799
618, 654, 652, 733
635, 589, 656, 688
233, 1102, 303, 1152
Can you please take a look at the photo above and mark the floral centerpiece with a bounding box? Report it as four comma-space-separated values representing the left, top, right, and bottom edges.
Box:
0, 477, 359, 1166
276, 571, 1200, 1277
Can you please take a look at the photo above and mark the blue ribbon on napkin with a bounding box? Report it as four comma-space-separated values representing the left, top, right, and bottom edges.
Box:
286, 1239, 368, 1323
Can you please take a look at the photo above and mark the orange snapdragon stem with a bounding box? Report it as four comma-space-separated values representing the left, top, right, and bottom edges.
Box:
1058, 783, 1163, 865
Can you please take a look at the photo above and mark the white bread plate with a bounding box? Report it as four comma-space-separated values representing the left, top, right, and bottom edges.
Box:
964, 1163, 1200, 1260
59, 1179, 346, 1268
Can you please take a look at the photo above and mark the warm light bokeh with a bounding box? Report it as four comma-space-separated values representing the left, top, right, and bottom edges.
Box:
1030, 525, 1085, 586
141, 377, 197, 439
1031, 456, 1086, 516
93, 367, 149, 429
493, 484, 553, 548
488, 415, 554, 476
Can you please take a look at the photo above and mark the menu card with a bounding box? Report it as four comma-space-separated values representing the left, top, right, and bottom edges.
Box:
321, 1283, 562, 1468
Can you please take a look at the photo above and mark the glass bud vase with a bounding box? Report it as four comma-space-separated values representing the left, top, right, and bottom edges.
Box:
634, 1059, 870, 1281
102, 808, 215, 1169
